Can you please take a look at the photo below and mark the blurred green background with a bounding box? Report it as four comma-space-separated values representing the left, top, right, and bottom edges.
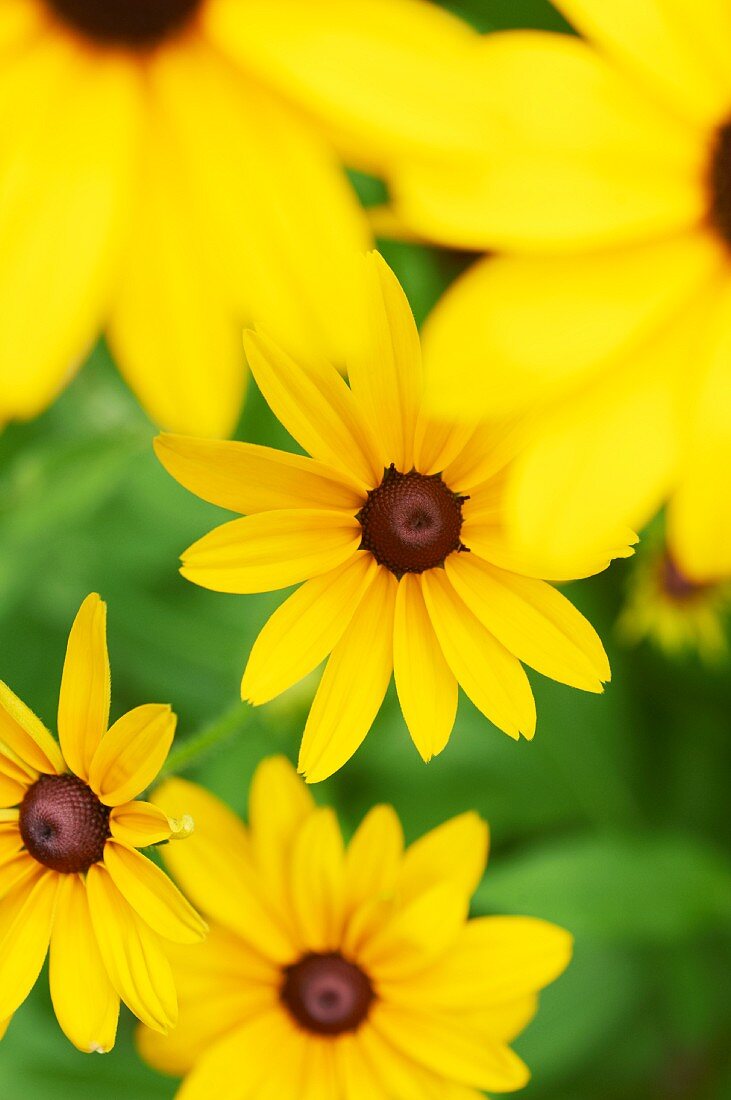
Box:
2, 2, 731, 1098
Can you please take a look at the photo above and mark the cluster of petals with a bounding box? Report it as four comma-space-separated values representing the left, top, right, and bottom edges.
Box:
158, 253, 614, 781
397, 0, 731, 583
139, 755, 573, 1098
0, 594, 205, 1052
0, 0, 484, 436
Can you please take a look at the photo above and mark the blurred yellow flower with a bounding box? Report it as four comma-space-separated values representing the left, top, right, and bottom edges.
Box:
139, 755, 572, 1098
0, 593, 206, 1052
399, 0, 731, 582
618, 541, 730, 663
157, 253, 615, 781
0, 0, 480, 436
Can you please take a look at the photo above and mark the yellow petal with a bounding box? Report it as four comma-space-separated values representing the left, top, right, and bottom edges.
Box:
244, 328, 381, 489
205, 0, 483, 169
357, 1023, 446, 1100
445, 555, 610, 692
242, 554, 377, 705
110, 801, 173, 848
370, 1002, 529, 1092
57, 593, 110, 782
298, 568, 397, 783
504, 303, 698, 576
290, 807, 345, 952
155, 434, 363, 516
556, 0, 731, 125
360, 881, 469, 980
395, 30, 706, 251
0, 851, 40, 902
421, 570, 536, 740
0, 39, 140, 422
390, 916, 572, 1011
107, 56, 243, 438
0, 770, 30, 809
103, 841, 206, 945
393, 575, 457, 762
89, 704, 176, 807
463, 519, 635, 582
175, 1011, 302, 1100
86, 864, 177, 1033
344, 805, 404, 923
247, 756, 314, 921
400, 813, 489, 904
424, 233, 724, 422
334, 1033, 390, 1100
413, 415, 477, 478
669, 283, 731, 580
347, 252, 423, 472
152, 778, 296, 963
143, 38, 371, 371
182, 510, 361, 596
0, 0, 44, 55
0, 681, 64, 775
0, 869, 57, 1021
137, 924, 279, 1077
49, 874, 119, 1053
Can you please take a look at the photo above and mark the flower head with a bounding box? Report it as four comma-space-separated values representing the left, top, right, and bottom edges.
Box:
157, 253, 614, 781
618, 540, 730, 663
389, 0, 731, 583
139, 755, 572, 1097
0, 594, 206, 1052
0, 0, 482, 436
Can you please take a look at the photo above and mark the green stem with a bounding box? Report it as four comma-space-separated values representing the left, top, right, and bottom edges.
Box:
162, 702, 252, 777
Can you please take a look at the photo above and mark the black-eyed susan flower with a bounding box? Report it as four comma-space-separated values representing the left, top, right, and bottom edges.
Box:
0, 0, 482, 437
388, 0, 731, 583
0, 593, 206, 1052
156, 253, 615, 782
138, 755, 573, 1098
618, 541, 730, 663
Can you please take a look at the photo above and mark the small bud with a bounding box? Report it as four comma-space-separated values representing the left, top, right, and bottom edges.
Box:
169, 814, 195, 840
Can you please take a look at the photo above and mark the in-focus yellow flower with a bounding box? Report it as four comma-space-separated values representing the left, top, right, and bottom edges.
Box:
618, 540, 730, 663
139, 755, 573, 1098
0, 593, 206, 1052
0, 0, 481, 436
156, 253, 614, 781
395, 0, 731, 582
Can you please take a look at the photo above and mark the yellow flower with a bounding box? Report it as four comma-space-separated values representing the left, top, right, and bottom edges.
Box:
156, 253, 614, 782
618, 540, 730, 663
395, 0, 731, 582
0, 593, 206, 1052
0, 0, 480, 437
139, 755, 572, 1098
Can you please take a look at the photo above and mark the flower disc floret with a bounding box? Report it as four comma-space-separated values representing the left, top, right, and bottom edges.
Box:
281, 953, 375, 1036
357, 464, 468, 577
19, 773, 111, 874
46, 0, 202, 46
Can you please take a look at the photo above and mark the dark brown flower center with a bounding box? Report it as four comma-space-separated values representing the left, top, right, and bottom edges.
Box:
661, 553, 706, 603
357, 465, 468, 578
45, 0, 202, 47
280, 954, 375, 1036
709, 120, 731, 246
19, 774, 110, 874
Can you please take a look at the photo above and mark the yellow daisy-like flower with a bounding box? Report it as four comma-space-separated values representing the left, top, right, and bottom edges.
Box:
618, 541, 730, 663
0, 0, 480, 436
156, 253, 613, 782
398, 0, 731, 582
0, 593, 207, 1052
139, 755, 573, 1098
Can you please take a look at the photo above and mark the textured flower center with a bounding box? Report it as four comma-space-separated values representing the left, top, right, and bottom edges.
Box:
280, 953, 375, 1036
357, 464, 468, 577
709, 120, 731, 245
46, 0, 202, 47
19, 774, 110, 874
